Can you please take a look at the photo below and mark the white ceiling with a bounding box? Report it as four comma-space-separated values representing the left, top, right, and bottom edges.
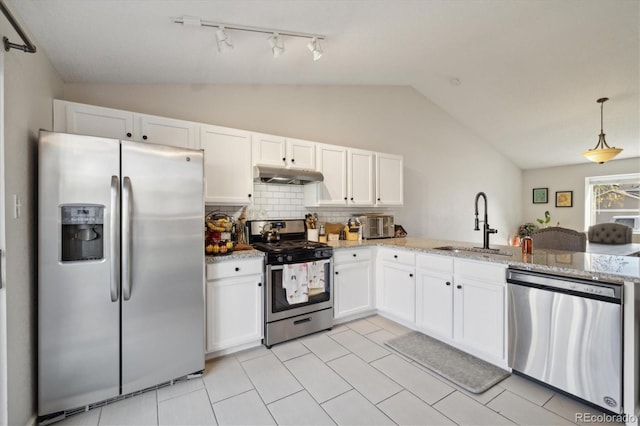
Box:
6, 0, 640, 170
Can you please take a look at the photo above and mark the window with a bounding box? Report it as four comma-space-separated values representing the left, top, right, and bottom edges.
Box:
585, 173, 640, 232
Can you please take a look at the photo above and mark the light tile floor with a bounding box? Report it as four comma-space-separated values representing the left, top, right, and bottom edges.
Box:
57, 315, 621, 426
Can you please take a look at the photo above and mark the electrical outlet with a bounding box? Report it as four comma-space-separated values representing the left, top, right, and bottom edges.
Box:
13, 194, 22, 219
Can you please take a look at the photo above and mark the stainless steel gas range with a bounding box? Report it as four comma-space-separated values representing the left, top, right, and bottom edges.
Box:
249, 219, 334, 348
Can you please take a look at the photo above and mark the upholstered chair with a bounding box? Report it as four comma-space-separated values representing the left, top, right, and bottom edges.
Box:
588, 223, 632, 244
531, 226, 587, 252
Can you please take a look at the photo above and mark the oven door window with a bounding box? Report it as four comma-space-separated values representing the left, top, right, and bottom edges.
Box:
271, 260, 331, 313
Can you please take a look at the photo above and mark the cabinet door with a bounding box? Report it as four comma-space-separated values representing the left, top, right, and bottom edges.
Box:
454, 278, 505, 360
64, 102, 134, 140
286, 138, 316, 170
348, 149, 374, 206
137, 114, 197, 149
200, 125, 253, 205
206, 274, 263, 353
376, 153, 403, 206
379, 262, 415, 323
252, 133, 286, 167
415, 269, 453, 339
334, 261, 373, 319
314, 143, 348, 205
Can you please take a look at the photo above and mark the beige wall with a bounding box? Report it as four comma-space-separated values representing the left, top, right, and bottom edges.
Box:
64, 84, 523, 245
522, 158, 640, 237
1, 6, 64, 424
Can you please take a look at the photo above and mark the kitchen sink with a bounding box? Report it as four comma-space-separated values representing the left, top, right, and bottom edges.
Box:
434, 246, 513, 257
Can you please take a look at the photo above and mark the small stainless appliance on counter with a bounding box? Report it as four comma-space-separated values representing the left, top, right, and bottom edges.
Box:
248, 219, 334, 348
507, 269, 623, 414
38, 131, 205, 422
356, 214, 395, 239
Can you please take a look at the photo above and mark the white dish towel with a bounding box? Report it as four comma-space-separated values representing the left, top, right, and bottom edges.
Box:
307, 260, 329, 295
282, 263, 309, 304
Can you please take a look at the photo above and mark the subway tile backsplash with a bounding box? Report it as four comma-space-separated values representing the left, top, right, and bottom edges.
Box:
206, 182, 394, 226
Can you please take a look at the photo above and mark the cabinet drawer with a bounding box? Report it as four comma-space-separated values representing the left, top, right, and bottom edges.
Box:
377, 247, 415, 265
334, 247, 372, 264
207, 259, 263, 280
454, 259, 506, 284
416, 253, 453, 274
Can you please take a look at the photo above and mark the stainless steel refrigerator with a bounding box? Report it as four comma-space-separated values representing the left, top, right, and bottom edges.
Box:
38, 131, 205, 418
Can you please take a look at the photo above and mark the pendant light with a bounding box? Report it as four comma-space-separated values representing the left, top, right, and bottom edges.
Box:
582, 97, 623, 164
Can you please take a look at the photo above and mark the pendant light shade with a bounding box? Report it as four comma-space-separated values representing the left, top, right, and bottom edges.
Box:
582, 97, 623, 164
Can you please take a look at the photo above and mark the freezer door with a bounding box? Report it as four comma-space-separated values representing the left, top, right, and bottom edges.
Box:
38, 131, 120, 415
121, 140, 205, 394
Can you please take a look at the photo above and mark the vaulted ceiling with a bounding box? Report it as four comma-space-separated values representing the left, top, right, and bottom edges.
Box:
6, 0, 639, 169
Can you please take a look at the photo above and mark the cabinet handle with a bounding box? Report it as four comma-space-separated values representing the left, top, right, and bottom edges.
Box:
235, 267, 240, 272
457, 285, 462, 289
350, 197, 354, 201
291, 158, 295, 163
248, 194, 252, 198
126, 132, 132, 138
282, 157, 286, 162
446, 281, 451, 286
409, 273, 413, 277
142, 135, 148, 140
344, 197, 348, 201
377, 198, 381, 201
258, 282, 262, 287
394, 255, 398, 259
353, 253, 357, 257
335, 271, 339, 275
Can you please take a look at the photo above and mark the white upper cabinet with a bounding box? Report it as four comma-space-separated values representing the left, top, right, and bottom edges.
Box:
348, 148, 375, 206
376, 152, 403, 206
305, 143, 348, 206
200, 124, 253, 205
136, 114, 197, 149
251, 133, 316, 170
55, 100, 198, 149
57, 100, 134, 140
305, 145, 375, 207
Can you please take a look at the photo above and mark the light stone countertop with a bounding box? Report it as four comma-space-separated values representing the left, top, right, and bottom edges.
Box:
328, 237, 640, 284
203, 237, 640, 283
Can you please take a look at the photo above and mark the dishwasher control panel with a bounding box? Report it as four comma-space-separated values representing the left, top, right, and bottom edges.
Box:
507, 269, 622, 301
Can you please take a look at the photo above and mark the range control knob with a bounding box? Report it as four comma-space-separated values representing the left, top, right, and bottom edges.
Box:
277, 256, 284, 263
286, 255, 293, 262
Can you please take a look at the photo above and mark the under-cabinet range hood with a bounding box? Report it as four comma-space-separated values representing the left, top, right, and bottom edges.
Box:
253, 165, 324, 185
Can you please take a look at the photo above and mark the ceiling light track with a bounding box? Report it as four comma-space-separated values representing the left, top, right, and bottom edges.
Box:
174, 16, 325, 59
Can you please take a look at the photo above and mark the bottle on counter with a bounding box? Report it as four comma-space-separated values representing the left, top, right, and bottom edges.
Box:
521, 236, 533, 254
319, 224, 327, 243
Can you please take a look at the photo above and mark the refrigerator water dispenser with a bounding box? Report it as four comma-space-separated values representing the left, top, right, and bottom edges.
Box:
61, 205, 104, 261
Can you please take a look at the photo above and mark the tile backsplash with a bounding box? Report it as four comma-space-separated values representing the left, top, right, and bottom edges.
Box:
206, 182, 394, 226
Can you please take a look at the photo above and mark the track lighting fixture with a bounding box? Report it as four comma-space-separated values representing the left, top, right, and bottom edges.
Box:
307, 37, 323, 61
174, 16, 325, 60
215, 26, 233, 53
268, 32, 285, 58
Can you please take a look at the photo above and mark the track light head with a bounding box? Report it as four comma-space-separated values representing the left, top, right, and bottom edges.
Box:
307, 37, 323, 61
215, 26, 233, 53
268, 32, 285, 57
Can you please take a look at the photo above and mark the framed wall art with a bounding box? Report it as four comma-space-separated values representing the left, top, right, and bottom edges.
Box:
555, 190, 573, 207
532, 188, 548, 204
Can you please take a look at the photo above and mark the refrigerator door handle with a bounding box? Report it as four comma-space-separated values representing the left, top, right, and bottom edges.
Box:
110, 175, 120, 302
122, 176, 132, 301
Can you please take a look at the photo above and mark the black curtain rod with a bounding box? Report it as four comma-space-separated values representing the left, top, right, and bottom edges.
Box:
0, 0, 36, 53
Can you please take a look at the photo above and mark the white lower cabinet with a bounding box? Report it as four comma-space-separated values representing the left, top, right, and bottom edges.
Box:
453, 259, 506, 363
376, 248, 416, 323
415, 254, 454, 340
413, 253, 507, 366
333, 248, 374, 320
205, 258, 263, 353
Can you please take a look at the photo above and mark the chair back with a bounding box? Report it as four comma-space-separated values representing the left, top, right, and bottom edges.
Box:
588, 223, 632, 244
531, 226, 587, 252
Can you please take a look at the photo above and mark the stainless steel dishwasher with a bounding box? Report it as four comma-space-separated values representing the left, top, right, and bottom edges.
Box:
507, 268, 623, 414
